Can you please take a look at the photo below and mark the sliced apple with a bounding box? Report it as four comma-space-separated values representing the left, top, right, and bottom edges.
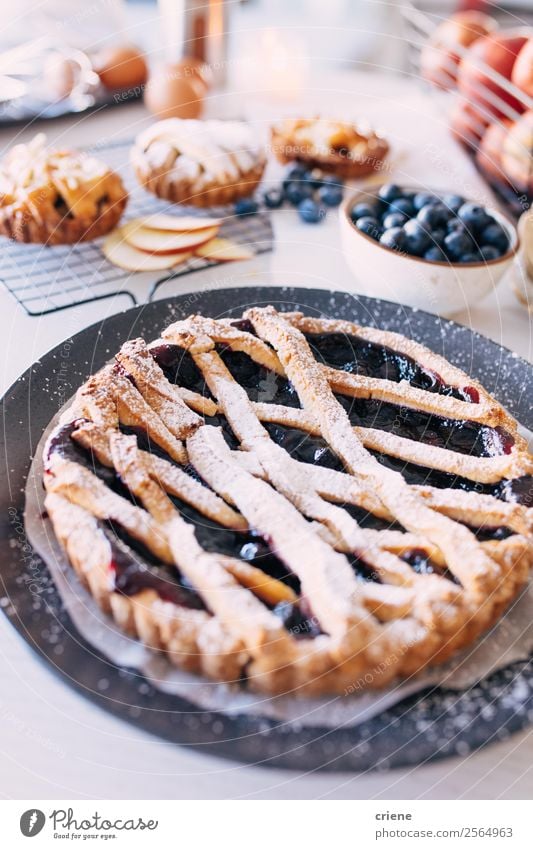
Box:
140, 214, 223, 233
103, 229, 193, 272
195, 237, 254, 262
122, 221, 219, 255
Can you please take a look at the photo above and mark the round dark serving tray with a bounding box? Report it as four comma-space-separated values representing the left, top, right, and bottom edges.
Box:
1, 286, 533, 773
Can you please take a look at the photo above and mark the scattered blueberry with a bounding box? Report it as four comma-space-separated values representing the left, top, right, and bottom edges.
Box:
286, 164, 307, 181
479, 245, 501, 262
262, 188, 284, 209
318, 183, 343, 207
298, 198, 325, 224
444, 230, 474, 260
383, 212, 407, 230
380, 227, 406, 251
403, 219, 431, 256
457, 202, 491, 233
442, 193, 464, 213
413, 192, 438, 211
352, 202, 377, 220
378, 183, 403, 203
234, 198, 259, 216
424, 245, 447, 262
322, 174, 344, 187
285, 181, 313, 206
480, 222, 509, 253
356, 216, 381, 238
304, 168, 326, 188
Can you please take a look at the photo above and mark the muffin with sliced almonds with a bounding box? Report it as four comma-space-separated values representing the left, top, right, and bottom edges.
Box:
0, 134, 128, 245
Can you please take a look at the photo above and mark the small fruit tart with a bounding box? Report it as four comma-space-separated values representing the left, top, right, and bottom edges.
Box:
0, 134, 128, 245
131, 118, 266, 207
270, 117, 389, 179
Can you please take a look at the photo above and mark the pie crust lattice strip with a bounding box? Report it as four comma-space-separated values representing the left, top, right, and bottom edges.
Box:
42, 307, 533, 695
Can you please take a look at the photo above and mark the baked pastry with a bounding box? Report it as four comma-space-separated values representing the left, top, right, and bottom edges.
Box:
0, 134, 128, 245
271, 117, 390, 179
42, 308, 533, 695
131, 119, 266, 207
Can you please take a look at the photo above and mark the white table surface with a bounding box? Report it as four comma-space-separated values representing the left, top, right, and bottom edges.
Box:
1, 71, 533, 800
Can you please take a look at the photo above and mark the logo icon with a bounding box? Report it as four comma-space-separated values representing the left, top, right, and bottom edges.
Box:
20, 810, 46, 837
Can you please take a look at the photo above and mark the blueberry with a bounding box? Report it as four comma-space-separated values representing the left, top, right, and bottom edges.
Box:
403, 219, 431, 256
461, 253, 480, 263
447, 217, 464, 233
351, 202, 377, 220
383, 212, 406, 230
442, 193, 465, 213
322, 174, 344, 187
378, 183, 403, 202
380, 226, 406, 251
413, 192, 438, 211
356, 216, 381, 238
457, 202, 491, 232
303, 168, 325, 188
480, 222, 509, 253
318, 183, 343, 207
444, 230, 474, 260
234, 198, 259, 216
388, 197, 415, 218
424, 245, 447, 262
284, 181, 313, 206
286, 164, 307, 181
298, 198, 325, 224
479, 245, 501, 261
262, 188, 284, 209
431, 228, 447, 246
417, 203, 449, 229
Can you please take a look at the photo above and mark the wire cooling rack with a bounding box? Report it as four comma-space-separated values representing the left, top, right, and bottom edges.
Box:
0, 139, 274, 317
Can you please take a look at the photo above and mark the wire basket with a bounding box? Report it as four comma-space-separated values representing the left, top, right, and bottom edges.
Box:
400, 1, 533, 217
0, 139, 274, 317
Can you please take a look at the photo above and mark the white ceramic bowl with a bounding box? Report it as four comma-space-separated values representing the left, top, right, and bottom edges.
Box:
339, 188, 519, 317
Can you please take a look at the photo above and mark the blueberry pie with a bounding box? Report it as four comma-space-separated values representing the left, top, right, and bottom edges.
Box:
131, 119, 266, 207
43, 308, 533, 695
0, 134, 128, 245
271, 118, 390, 179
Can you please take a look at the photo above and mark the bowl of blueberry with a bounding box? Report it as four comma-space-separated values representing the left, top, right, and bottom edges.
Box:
340, 183, 518, 316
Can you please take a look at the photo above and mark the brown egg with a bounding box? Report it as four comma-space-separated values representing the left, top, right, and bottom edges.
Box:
144, 63, 205, 119
93, 44, 148, 92
174, 56, 214, 92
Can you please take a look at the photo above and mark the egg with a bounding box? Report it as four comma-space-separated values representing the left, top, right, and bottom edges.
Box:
174, 56, 214, 92
144, 63, 205, 119
93, 44, 148, 92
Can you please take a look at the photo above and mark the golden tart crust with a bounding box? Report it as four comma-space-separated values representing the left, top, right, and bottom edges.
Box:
42, 310, 533, 696
0, 134, 128, 245
271, 117, 390, 178
131, 118, 266, 207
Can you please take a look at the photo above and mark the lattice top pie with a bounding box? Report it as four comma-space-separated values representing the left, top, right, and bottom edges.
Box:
43, 308, 533, 696
131, 119, 266, 207
0, 134, 128, 245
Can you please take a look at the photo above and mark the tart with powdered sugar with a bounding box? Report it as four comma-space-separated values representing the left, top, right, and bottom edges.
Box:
0, 134, 128, 245
271, 117, 389, 178
42, 307, 533, 695
131, 119, 266, 208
